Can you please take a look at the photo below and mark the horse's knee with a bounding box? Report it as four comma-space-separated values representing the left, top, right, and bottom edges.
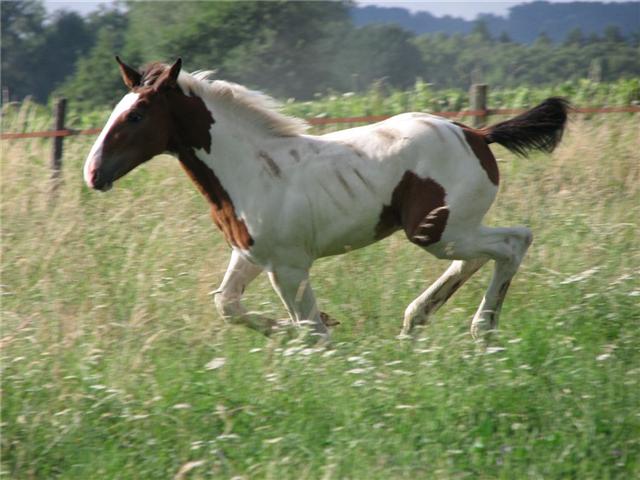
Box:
517, 227, 533, 250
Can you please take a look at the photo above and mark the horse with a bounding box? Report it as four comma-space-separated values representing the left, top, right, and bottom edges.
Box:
84, 57, 569, 343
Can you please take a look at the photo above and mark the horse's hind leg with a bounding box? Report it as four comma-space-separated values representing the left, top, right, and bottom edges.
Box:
213, 250, 276, 336
401, 258, 487, 336
401, 224, 531, 339
468, 226, 533, 339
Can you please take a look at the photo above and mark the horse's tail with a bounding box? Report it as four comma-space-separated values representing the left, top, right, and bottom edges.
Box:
483, 97, 570, 157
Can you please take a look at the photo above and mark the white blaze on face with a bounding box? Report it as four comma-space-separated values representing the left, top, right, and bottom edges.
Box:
83, 92, 140, 188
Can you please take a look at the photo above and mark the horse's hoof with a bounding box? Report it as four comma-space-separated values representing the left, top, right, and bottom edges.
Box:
470, 317, 495, 340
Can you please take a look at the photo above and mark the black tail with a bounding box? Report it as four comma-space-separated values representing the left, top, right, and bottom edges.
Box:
484, 97, 570, 157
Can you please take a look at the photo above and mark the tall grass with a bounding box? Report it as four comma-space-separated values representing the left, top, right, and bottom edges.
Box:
1, 110, 639, 478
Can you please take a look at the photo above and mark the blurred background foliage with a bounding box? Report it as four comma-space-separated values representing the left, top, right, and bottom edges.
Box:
1, 0, 639, 109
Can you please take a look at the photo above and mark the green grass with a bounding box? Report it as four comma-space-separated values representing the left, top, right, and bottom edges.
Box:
1, 113, 639, 479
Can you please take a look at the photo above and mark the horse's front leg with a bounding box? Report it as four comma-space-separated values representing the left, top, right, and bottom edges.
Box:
213, 250, 276, 336
267, 265, 330, 344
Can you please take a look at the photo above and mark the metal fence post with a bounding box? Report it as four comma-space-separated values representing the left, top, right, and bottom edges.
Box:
50, 97, 67, 181
470, 84, 488, 127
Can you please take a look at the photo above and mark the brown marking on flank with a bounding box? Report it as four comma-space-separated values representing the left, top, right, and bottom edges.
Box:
352, 168, 375, 193
257, 150, 281, 177
374, 171, 449, 246
418, 119, 445, 142
453, 121, 499, 186
178, 148, 253, 250
335, 170, 356, 199
289, 149, 301, 163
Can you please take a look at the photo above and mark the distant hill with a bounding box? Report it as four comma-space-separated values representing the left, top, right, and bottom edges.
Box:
351, 1, 640, 43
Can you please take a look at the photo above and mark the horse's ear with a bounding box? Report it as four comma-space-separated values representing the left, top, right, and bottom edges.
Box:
116, 56, 141, 89
155, 58, 182, 91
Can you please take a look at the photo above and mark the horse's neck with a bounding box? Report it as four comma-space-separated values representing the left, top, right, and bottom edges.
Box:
210, 117, 271, 182
174, 104, 278, 204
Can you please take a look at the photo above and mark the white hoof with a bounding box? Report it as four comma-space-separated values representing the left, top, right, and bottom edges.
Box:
470, 315, 495, 340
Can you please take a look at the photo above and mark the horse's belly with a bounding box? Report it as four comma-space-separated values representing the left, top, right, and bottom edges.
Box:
313, 211, 383, 258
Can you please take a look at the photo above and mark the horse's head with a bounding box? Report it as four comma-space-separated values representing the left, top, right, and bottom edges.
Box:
83, 57, 183, 191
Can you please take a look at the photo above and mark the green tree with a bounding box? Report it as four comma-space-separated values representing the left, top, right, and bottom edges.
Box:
31, 12, 94, 101
470, 19, 492, 43
603, 25, 625, 44
332, 25, 424, 92
58, 27, 131, 107
1, 0, 46, 101
122, 1, 350, 98
564, 28, 585, 47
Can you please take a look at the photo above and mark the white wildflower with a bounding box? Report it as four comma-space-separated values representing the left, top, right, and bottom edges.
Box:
205, 357, 226, 370
264, 437, 283, 444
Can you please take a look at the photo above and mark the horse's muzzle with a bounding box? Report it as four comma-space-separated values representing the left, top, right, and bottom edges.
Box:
86, 167, 113, 192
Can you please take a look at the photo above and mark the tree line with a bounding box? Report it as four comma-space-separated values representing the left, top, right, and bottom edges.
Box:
2, 1, 639, 108
353, 2, 640, 43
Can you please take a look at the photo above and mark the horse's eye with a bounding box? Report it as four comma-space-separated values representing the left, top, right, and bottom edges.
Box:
128, 111, 143, 123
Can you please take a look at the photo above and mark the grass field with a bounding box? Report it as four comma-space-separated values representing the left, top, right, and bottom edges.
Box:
1, 112, 639, 479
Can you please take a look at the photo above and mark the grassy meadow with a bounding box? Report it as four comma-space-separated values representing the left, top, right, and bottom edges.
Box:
1, 110, 639, 479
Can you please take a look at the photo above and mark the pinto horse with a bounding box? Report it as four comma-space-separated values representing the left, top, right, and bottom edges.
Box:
84, 58, 568, 342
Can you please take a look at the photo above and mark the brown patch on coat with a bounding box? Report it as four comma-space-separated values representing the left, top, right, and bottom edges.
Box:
165, 82, 252, 250
179, 148, 253, 250
167, 88, 215, 154
335, 170, 356, 199
257, 150, 281, 177
453, 122, 499, 186
374, 171, 449, 247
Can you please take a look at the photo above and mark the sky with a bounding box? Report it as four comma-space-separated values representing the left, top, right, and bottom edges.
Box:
44, 0, 632, 20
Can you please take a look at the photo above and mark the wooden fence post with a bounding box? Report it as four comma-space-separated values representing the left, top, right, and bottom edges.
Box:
470, 84, 488, 127
50, 97, 67, 182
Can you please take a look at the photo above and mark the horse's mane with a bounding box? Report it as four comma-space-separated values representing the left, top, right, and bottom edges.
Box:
140, 63, 308, 137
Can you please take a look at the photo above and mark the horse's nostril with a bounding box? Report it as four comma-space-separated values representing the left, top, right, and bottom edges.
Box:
91, 170, 108, 190
91, 170, 101, 188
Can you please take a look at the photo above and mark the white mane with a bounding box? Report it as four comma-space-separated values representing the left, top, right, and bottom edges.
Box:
177, 70, 309, 137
